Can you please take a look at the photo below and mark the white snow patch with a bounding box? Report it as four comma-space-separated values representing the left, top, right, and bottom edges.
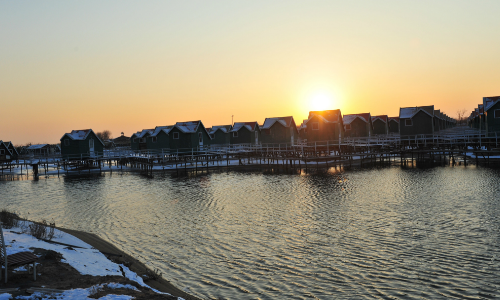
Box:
0, 293, 11, 300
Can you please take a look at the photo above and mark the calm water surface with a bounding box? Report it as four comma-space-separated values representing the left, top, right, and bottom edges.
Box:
1, 166, 500, 299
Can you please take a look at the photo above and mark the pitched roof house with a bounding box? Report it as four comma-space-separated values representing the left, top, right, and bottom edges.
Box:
371, 115, 389, 135
168, 121, 212, 151
131, 129, 154, 151
483, 96, 500, 134
0, 141, 13, 162
261, 116, 298, 145
209, 125, 232, 145
388, 117, 400, 133
60, 129, 104, 159
302, 110, 344, 142
343, 113, 372, 137
230, 122, 260, 145
399, 106, 435, 136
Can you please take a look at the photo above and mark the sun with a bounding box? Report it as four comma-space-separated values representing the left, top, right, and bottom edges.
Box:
309, 92, 334, 111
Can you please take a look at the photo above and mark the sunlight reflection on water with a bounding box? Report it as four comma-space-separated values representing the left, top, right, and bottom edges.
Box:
1, 166, 500, 299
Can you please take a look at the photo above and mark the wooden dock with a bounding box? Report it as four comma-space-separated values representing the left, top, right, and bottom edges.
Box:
2, 126, 500, 179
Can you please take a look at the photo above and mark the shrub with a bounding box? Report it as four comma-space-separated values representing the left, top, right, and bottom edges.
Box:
28, 220, 56, 240
0, 209, 19, 229
144, 267, 163, 281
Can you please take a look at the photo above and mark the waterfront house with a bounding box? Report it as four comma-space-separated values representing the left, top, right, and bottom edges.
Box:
388, 117, 400, 133
60, 129, 104, 160
399, 106, 435, 137
343, 113, 372, 137
0, 141, 13, 162
3, 141, 19, 160
146, 126, 173, 153
131, 129, 153, 151
302, 110, 344, 142
230, 122, 260, 145
168, 120, 212, 151
26, 144, 52, 155
113, 133, 131, 148
261, 117, 298, 145
209, 125, 232, 145
483, 96, 500, 135
371, 115, 389, 135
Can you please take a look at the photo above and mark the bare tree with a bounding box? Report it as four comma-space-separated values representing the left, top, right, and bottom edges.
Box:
456, 109, 467, 125
96, 130, 112, 141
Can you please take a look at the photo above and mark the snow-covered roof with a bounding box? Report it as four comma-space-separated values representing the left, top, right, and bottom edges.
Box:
262, 116, 295, 129
61, 129, 104, 145
343, 113, 371, 125
150, 126, 173, 137
388, 117, 400, 123
371, 115, 388, 123
174, 121, 200, 133
399, 106, 434, 119
484, 96, 500, 111
210, 125, 232, 134
307, 110, 341, 122
3, 142, 19, 155
27, 144, 49, 150
131, 129, 154, 139
231, 122, 259, 132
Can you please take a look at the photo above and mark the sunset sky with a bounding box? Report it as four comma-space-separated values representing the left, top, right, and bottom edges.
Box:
2, 0, 500, 144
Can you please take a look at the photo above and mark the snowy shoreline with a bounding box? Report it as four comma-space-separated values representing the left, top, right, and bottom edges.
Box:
0, 222, 190, 300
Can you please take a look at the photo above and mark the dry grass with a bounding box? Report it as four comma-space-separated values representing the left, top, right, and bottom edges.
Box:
28, 220, 56, 240
0, 209, 19, 229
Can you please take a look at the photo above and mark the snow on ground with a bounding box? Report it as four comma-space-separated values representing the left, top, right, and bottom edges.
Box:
5, 226, 122, 277
3, 224, 185, 299
15, 286, 134, 300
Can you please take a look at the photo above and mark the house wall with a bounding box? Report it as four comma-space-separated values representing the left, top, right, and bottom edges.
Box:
61, 131, 103, 159
388, 120, 399, 133
433, 117, 441, 132
7, 145, 18, 159
345, 118, 369, 137
0, 144, 12, 162
305, 115, 343, 142
486, 102, 500, 134
130, 137, 140, 150
168, 126, 211, 151
372, 119, 387, 135
211, 130, 230, 145
147, 131, 170, 152
261, 122, 296, 144
230, 127, 255, 145
400, 111, 434, 136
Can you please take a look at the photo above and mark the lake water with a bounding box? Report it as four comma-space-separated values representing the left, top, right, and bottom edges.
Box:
1, 166, 500, 299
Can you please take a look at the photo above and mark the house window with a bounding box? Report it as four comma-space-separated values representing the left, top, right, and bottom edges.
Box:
198, 132, 203, 143
152, 137, 157, 143
0, 149, 4, 155
64, 139, 70, 146
312, 122, 319, 130
140, 138, 146, 143
133, 138, 137, 143
233, 132, 238, 137
495, 109, 500, 119
405, 119, 413, 126
173, 132, 179, 139
210, 134, 215, 139
345, 124, 351, 130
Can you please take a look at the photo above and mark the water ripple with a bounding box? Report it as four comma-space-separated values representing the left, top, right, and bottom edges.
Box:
2, 166, 500, 299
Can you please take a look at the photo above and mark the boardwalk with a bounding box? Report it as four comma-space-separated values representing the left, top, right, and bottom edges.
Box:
1, 126, 499, 179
